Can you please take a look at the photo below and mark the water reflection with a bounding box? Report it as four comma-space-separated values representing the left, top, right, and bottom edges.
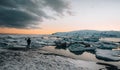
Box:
97, 62, 119, 70
55, 45, 84, 55
69, 50, 84, 55
41, 46, 120, 69
55, 45, 67, 50
42, 46, 96, 61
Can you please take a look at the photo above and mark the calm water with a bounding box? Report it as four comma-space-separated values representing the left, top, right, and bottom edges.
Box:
99, 38, 120, 42
41, 46, 120, 69
100, 37, 120, 48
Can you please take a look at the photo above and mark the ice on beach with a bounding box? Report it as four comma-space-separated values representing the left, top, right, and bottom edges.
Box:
98, 44, 117, 49
0, 49, 106, 70
68, 43, 95, 52
69, 59, 106, 70
93, 41, 118, 49
95, 49, 120, 61
0, 34, 56, 48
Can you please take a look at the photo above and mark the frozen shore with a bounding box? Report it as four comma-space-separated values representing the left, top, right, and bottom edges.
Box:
0, 48, 107, 70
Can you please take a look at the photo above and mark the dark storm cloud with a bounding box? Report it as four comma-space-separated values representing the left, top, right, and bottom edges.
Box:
0, 0, 70, 28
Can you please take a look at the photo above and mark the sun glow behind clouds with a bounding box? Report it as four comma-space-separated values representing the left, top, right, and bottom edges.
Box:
0, 28, 56, 34
0, 0, 120, 34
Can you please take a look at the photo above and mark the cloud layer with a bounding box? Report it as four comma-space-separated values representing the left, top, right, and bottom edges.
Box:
0, 0, 70, 29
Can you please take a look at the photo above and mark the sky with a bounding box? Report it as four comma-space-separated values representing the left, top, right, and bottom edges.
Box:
0, 0, 120, 34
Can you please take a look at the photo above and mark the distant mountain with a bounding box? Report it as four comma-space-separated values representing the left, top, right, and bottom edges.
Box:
52, 30, 120, 38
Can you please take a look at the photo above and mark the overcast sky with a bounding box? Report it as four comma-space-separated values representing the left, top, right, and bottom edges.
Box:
0, 0, 120, 34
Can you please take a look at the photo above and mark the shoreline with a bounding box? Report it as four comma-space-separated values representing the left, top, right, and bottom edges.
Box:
0, 47, 108, 70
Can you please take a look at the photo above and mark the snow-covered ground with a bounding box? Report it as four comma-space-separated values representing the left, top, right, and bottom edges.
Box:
0, 48, 106, 70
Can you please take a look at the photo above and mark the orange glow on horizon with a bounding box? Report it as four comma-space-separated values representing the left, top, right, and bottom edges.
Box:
0, 28, 55, 34
0, 27, 71, 34
0, 20, 120, 34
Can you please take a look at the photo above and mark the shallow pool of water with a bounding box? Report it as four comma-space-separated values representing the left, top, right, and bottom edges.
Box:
41, 46, 120, 69
99, 38, 120, 42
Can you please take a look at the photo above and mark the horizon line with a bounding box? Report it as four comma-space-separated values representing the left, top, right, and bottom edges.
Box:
0, 29, 120, 35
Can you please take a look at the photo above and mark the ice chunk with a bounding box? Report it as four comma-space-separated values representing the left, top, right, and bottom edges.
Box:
68, 43, 95, 53
95, 49, 120, 61
98, 44, 117, 49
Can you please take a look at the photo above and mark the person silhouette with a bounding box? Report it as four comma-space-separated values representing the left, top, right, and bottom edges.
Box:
26, 37, 31, 49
